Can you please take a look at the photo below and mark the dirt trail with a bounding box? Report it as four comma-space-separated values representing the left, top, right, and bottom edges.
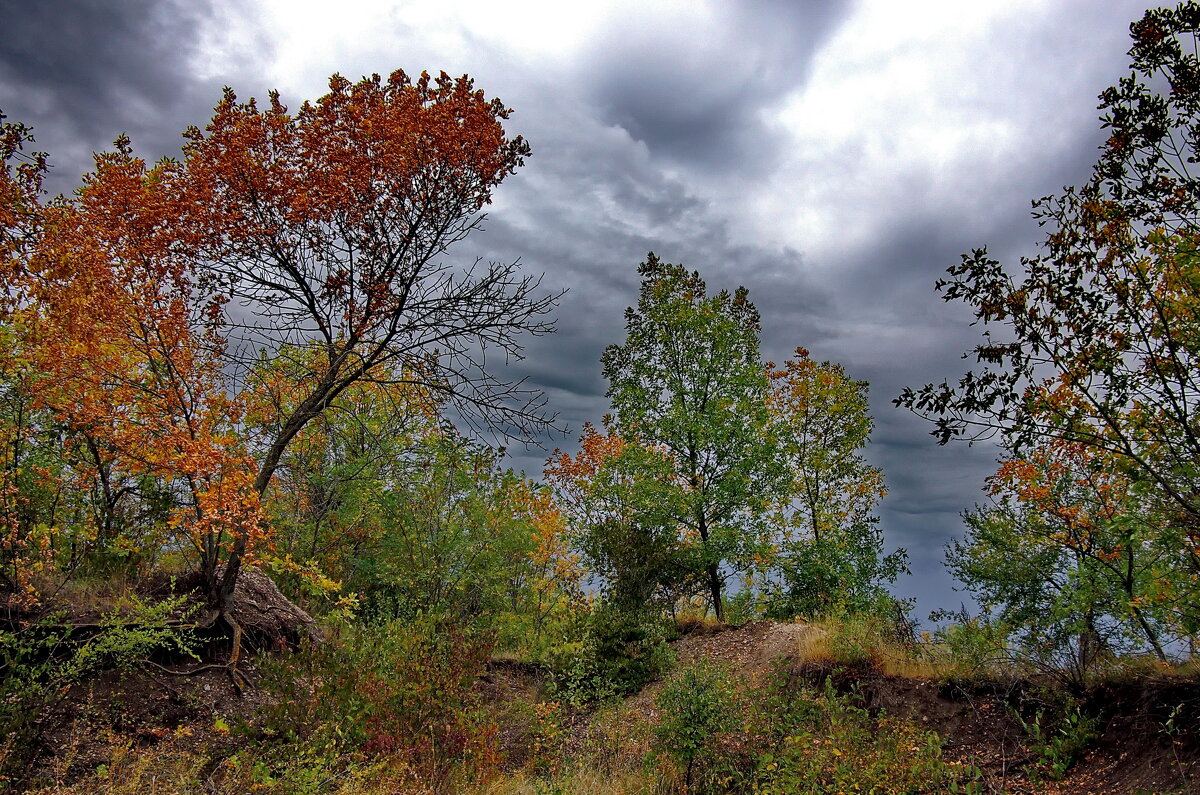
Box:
673, 620, 825, 678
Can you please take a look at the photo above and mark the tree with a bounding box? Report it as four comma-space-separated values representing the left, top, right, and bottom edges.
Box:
0, 69, 555, 641
896, 4, 1200, 575
600, 254, 785, 620
762, 349, 905, 617
545, 423, 690, 612
243, 347, 441, 584
1, 135, 264, 650
173, 70, 556, 499
949, 440, 1182, 674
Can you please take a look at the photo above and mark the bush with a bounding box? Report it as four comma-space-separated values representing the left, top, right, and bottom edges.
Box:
927, 613, 1010, 679
652, 659, 742, 792
547, 605, 674, 705
253, 616, 500, 789
751, 673, 981, 795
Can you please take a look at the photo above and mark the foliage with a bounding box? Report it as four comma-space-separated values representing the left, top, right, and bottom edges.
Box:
925, 612, 1011, 679
0, 131, 263, 612
949, 440, 1181, 681
1013, 702, 1098, 782
246, 350, 584, 645
897, 4, 1200, 649
750, 674, 981, 795
0, 66, 553, 620
558, 262, 901, 625
546, 424, 689, 612
176, 70, 553, 497
761, 349, 906, 618
244, 348, 441, 587
0, 594, 198, 787
349, 432, 583, 651
254, 617, 500, 789
652, 659, 742, 792
596, 254, 787, 619
547, 605, 675, 704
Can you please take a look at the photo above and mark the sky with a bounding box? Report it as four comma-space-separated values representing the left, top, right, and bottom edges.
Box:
0, 0, 1163, 618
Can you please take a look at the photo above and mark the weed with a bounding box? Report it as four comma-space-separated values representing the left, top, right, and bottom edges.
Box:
1013, 703, 1098, 781
750, 670, 983, 795
253, 616, 501, 789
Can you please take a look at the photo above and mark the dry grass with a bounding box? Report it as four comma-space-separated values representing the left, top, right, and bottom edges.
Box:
797, 615, 945, 678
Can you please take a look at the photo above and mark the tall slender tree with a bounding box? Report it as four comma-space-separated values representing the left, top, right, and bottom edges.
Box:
763, 349, 904, 616
600, 254, 784, 620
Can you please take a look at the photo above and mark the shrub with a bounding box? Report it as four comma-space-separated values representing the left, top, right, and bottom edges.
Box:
253, 616, 501, 789
750, 671, 982, 795
652, 659, 742, 792
1012, 697, 1099, 782
547, 605, 674, 705
0, 594, 198, 787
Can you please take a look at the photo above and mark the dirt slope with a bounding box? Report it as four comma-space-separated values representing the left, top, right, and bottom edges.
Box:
641, 620, 1200, 794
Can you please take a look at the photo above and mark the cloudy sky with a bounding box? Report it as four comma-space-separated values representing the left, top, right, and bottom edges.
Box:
0, 0, 1161, 617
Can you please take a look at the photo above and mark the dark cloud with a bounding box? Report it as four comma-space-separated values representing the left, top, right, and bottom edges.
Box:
0, 0, 1170, 621
0, 0, 259, 195
583, 0, 854, 171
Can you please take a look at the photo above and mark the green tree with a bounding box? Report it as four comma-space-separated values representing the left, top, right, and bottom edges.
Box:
546, 423, 689, 612
600, 254, 786, 620
762, 349, 905, 616
243, 346, 441, 588
948, 441, 1179, 674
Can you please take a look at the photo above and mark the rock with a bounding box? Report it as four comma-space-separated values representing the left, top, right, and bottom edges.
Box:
226, 566, 321, 649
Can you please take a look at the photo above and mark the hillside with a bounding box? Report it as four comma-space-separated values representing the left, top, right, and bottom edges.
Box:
17, 619, 1199, 794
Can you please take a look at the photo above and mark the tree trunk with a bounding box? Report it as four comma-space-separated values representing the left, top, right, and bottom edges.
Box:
708, 562, 723, 623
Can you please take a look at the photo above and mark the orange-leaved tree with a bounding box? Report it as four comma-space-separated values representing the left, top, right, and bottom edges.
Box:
0, 68, 553, 640
0, 131, 263, 633
172, 70, 555, 498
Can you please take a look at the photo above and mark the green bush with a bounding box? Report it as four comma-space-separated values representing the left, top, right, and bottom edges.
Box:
1012, 699, 1098, 782
750, 672, 981, 795
652, 659, 742, 792
547, 605, 675, 705
928, 612, 1010, 678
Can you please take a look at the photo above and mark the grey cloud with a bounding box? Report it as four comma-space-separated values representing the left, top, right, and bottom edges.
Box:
582, 0, 854, 171
0, 0, 258, 196
0, 0, 1171, 621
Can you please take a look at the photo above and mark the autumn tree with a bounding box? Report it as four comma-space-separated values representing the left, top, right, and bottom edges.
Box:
896, 4, 1200, 543
0, 132, 264, 651
600, 255, 786, 620
173, 70, 556, 499
949, 441, 1184, 674
0, 69, 554, 643
762, 349, 905, 617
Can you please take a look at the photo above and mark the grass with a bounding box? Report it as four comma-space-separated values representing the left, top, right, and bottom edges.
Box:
476, 768, 662, 794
